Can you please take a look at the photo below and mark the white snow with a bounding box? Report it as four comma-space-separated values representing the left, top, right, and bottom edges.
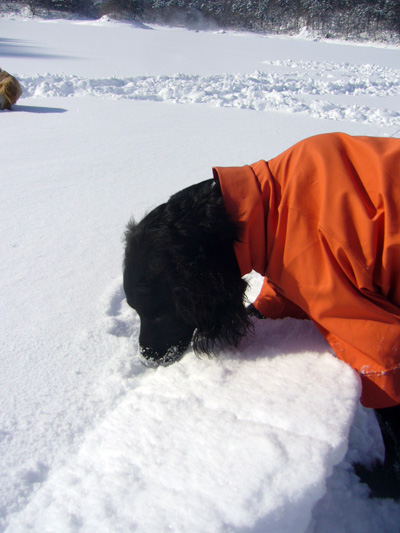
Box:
1, 14, 400, 533
16, 65, 400, 127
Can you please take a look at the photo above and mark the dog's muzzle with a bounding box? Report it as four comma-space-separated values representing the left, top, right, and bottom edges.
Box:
139, 340, 190, 367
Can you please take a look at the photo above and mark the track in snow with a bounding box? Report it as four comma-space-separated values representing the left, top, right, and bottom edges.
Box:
19, 59, 400, 128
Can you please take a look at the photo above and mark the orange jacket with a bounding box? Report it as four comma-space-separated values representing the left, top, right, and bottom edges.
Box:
213, 133, 400, 409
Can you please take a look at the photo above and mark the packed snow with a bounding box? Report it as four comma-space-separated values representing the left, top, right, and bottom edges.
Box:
1, 14, 400, 533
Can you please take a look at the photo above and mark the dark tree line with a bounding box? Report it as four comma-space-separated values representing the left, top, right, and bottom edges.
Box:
10, 0, 400, 41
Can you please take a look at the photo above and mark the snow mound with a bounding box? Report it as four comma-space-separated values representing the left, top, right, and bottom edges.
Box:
6, 299, 360, 532
18, 60, 400, 127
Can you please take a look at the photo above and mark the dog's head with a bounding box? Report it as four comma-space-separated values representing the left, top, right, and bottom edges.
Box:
123, 180, 250, 366
0, 69, 22, 110
123, 201, 195, 365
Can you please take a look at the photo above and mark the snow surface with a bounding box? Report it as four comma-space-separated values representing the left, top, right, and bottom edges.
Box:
1, 15, 400, 532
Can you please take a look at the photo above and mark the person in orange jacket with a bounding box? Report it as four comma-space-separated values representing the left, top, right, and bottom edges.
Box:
124, 132, 400, 500
213, 132, 400, 499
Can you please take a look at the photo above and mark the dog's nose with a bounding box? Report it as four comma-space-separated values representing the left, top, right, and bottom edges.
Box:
138, 316, 194, 367
139, 340, 190, 367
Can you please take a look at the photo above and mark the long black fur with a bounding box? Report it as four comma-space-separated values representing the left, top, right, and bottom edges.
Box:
124, 179, 251, 362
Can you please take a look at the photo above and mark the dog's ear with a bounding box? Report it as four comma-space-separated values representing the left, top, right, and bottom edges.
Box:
164, 180, 252, 353
173, 255, 251, 354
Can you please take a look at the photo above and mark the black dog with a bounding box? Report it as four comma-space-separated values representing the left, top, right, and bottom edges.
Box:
124, 179, 400, 501
123, 179, 250, 365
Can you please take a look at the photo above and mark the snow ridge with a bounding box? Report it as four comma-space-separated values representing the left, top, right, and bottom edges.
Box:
20, 60, 400, 127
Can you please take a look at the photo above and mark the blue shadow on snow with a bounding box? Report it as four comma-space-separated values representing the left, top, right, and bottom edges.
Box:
12, 104, 68, 114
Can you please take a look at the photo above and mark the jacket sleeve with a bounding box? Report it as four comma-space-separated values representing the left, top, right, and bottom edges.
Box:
253, 277, 309, 320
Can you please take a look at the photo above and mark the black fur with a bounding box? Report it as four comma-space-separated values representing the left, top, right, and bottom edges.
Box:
123, 179, 251, 365
123, 178, 400, 501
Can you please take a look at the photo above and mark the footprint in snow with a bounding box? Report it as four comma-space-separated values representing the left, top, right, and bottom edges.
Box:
103, 278, 139, 340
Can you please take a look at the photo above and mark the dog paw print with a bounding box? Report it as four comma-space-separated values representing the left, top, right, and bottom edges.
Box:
18, 461, 49, 487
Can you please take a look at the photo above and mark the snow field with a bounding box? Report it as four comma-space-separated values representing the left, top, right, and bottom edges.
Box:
1, 15, 400, 532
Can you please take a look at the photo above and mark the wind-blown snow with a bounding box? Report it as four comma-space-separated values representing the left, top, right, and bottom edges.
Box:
1, 14, 400, 533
